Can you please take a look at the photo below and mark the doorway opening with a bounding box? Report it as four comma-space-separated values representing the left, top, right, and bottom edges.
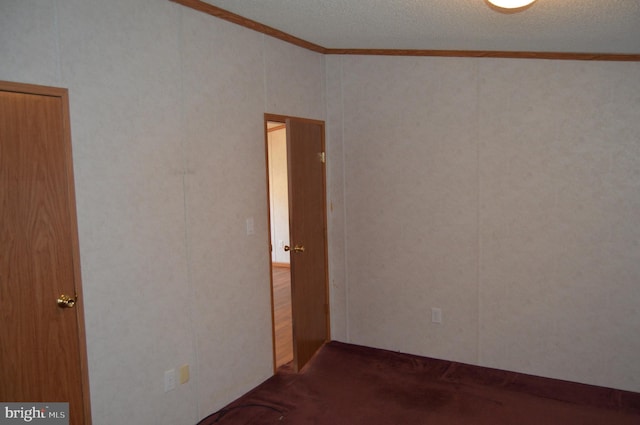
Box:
265, 113, 330, 374
266, 120, 294, 370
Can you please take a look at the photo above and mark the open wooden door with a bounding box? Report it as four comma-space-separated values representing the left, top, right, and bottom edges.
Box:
286, 117, 330, 371
0, 81, 91, 424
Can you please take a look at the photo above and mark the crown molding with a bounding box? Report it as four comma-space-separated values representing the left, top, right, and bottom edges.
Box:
325, 49, 640, 61
171, 0, 326, 53
171, 0, 640, 62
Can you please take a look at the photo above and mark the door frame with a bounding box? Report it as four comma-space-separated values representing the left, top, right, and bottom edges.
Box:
0, 80, 92, 423
264, 113, 331, 372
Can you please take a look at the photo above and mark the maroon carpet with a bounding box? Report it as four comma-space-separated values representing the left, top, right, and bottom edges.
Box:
198, 341, 640, 424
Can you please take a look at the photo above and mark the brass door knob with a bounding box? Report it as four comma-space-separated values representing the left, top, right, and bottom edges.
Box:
284, 245, 305, 253
57, 294, 76, 308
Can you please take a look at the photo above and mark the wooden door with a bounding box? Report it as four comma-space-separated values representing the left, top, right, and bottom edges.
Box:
0, 81, 91, 425
286, 117, 330, 371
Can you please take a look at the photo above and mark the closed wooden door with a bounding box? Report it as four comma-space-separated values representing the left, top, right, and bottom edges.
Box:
0, 81, 91, 425
286, 117, 330, 371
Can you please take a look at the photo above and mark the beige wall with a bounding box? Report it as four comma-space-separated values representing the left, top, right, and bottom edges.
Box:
0, 1, 326, 424
328, 55, 640, 392
267, 127, 291, 264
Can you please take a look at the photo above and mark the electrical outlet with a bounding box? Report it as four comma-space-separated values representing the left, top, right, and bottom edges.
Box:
179, 364, 190, 385
164, 369, 176, 392
431, 307, 442, 324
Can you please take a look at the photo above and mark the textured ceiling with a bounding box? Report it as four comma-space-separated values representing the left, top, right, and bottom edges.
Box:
200, 0, 640, 54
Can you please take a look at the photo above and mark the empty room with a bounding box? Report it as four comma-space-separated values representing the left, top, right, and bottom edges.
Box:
1, 0, 639, 424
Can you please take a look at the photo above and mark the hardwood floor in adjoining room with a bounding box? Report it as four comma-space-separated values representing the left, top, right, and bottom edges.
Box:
272, 265, 293, 368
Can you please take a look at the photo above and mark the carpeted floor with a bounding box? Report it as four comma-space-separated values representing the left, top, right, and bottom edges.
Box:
198, 341, 640, 424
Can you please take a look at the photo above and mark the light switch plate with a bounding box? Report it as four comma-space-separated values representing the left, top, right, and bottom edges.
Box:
246, 217, 255, 235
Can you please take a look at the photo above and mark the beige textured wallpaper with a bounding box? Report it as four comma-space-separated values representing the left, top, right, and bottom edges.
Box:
330, 55, 640, 392
0, 1, 327, 424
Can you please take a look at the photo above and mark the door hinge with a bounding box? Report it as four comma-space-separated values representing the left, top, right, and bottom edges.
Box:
318, 152, 326, 164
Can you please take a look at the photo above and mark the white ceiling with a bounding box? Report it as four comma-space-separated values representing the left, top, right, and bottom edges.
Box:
201, 0, 640, 54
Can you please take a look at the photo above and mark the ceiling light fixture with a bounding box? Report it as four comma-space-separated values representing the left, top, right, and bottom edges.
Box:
486, 0, 537, 12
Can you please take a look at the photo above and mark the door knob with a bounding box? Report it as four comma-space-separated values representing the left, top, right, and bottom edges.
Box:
57, 294, 76, 308
284, 245, 305, 253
